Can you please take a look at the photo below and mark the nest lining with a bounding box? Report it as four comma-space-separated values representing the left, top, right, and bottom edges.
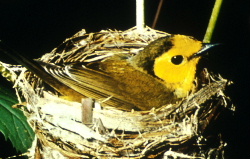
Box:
0, 27, 233, 158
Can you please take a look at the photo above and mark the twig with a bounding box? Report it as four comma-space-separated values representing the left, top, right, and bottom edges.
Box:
152, 0, 164, 29
136, 0, 145, 31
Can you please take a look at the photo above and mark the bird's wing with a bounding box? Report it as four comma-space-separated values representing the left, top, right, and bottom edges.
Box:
39, 54, 177, 111
41, 62, 139, 110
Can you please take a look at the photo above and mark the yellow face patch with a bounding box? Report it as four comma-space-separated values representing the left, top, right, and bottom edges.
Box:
154, 35, 202, 97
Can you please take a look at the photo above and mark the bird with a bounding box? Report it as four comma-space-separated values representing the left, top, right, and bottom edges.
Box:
0, 34, 217, 111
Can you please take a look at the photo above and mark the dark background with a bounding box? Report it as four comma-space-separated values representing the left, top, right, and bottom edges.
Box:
0, 0, 249, 158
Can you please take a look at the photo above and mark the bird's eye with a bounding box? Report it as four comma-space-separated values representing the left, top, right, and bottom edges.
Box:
171, 55, 184, 65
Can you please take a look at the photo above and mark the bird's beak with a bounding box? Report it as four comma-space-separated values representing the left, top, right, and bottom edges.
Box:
191, 43, 220, 59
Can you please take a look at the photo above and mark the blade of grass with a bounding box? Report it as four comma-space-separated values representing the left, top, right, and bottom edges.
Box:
203, 0, 224, 43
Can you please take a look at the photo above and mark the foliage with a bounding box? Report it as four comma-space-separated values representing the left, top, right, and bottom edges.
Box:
0, 85, 34, 153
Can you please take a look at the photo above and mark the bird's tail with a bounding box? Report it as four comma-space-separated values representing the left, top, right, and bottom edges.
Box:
0, 40, 84, 102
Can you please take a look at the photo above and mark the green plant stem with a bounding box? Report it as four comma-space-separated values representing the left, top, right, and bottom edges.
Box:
203, 0, 223, 43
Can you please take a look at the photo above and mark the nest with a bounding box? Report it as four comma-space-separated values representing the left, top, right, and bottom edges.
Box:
0, 27, 233, 158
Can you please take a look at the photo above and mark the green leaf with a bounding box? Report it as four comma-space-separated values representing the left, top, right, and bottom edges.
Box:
0, 85, 34, 153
